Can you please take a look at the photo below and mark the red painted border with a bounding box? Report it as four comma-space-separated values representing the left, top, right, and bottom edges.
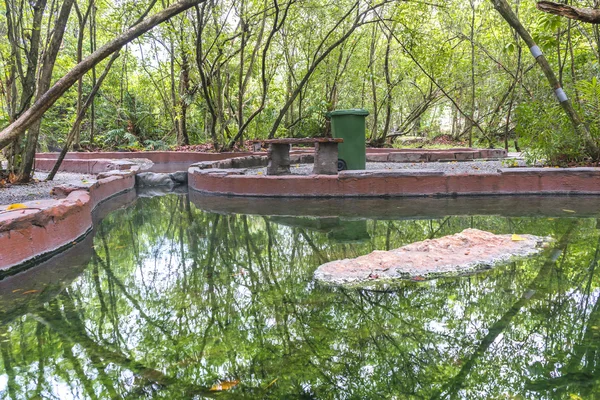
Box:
0, 170, 136, 271
189, 167, 600, 197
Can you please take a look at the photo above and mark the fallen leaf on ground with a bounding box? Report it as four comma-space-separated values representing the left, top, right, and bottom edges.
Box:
6, 203, 27, 210
562, 209, 576, 213
511, 234, 526, 241
22, 290, 38, 295
209, 380, 240, 391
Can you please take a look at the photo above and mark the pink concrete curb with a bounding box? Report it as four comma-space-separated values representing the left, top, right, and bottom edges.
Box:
0, 169, 136, 272
34, 158, 138, 174
188, 166, 600, 197
35, 148, 508, 173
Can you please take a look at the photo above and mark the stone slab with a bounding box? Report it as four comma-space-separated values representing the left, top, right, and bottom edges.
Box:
366, 153, 390, 162
314, 229, 549, 285
388, 152, 428, 163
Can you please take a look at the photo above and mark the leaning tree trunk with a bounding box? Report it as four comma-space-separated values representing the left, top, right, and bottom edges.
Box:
46, 52, 120, 181
490, 0, 600, 159
0, 0, 206, 152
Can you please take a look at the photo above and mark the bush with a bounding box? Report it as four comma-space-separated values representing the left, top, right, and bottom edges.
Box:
516, 79, 600, 165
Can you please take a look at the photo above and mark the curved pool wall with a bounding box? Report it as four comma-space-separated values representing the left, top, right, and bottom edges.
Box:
0, 168, 136, 273
0, 189, 137, 323
3, 147, 600, 273
188, 155, 600, 197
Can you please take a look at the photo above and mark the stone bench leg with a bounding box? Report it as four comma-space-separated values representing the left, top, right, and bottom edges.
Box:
313, 142, 338, 175
267, 143, 291, 175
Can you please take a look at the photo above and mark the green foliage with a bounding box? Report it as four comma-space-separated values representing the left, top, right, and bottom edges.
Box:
516, 101, 583, 165
517, 78, 600, 165
3, 0, 600, 156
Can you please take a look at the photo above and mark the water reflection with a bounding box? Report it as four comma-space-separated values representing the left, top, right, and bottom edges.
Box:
1, 194, 600, 399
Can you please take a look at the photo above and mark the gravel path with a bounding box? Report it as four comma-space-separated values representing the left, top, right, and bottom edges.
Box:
0, 171, 95, 205
245, 159, 528, 175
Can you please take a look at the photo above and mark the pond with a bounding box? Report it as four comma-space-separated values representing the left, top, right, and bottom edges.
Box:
1, 193, 600, 399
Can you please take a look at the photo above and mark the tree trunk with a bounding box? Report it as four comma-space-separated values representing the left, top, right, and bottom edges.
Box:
177, 51, 190, 146
73, 0, 93, 151
89, 2, 97, 145
369, 24, 378, 142
491, 0, 600, 159
47, 52, 120, 180
2, 0, 47, 172
467, 0, 476, 147
380, 30, 393, 145
0, 0, 207, 152
195, 3, 219, 149
225, 0, 290, 150
18, 0, 75, 182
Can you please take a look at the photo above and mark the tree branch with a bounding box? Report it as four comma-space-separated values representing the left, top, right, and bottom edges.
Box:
537, 1, 600, 24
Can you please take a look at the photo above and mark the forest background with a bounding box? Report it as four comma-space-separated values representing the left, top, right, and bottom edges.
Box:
1, 0, 600, 182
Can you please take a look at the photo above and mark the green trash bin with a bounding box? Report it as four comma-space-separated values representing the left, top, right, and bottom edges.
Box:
329, 109, 369, 170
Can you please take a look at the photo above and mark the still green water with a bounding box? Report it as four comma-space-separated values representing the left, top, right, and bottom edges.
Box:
2, 194, 600, 399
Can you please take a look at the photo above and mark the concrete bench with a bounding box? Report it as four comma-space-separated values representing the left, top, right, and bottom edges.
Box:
254, 138, 343, 175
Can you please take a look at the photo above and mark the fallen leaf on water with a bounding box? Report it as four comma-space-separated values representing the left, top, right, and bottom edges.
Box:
512, 234, 526, 241
6, 203, 27, 210
12, 289, 23, 293
562, 209, 576, 213
209, 379, 240, 391
22, 290, 38, 295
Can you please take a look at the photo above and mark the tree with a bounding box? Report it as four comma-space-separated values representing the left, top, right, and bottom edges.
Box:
490, 0, 600, 159
0, 0, 206, 155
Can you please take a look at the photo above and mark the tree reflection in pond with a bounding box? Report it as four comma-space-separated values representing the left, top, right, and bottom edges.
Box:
1, 194, 600, 398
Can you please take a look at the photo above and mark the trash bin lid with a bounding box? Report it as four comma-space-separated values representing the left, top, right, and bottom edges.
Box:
329, 109, 369, 117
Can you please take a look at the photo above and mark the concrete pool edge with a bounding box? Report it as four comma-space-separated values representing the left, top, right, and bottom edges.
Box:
0, 169, 136, 272
188, 162, 600, 197
34, 147, 507, 173
5, 147, 600, 274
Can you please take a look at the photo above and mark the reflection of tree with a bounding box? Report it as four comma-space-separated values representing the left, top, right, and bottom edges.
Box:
34, 293, 212, 397
526, 232, 600, 397
3, 195, 600, 398
432, 221, 578, 399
